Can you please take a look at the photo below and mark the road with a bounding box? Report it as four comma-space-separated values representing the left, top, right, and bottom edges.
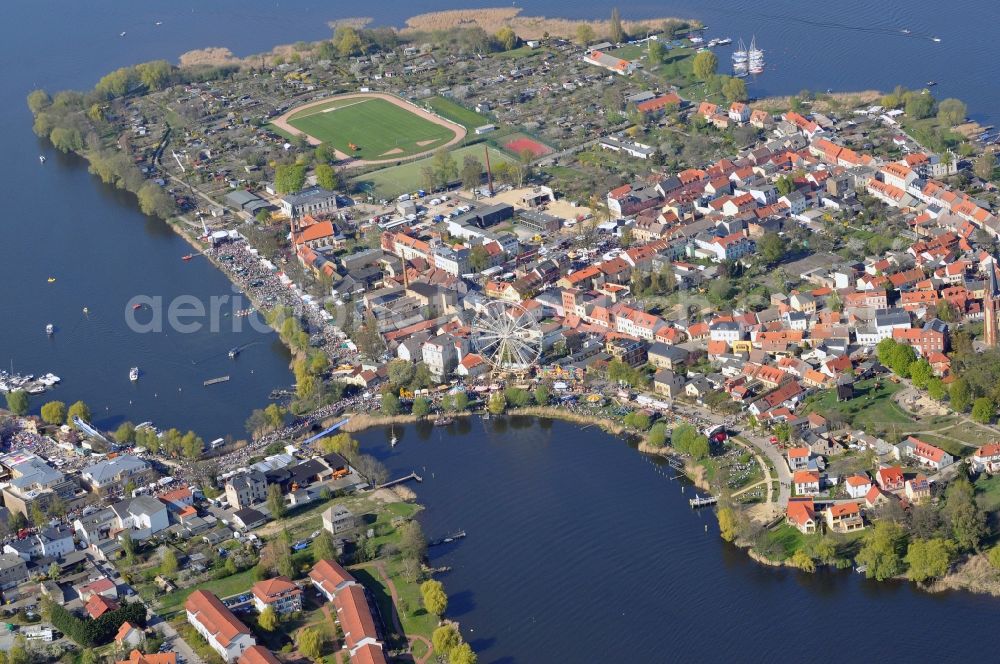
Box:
668, 400, 791, 508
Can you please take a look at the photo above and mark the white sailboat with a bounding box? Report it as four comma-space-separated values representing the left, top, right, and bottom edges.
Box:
731, 38, 748, 64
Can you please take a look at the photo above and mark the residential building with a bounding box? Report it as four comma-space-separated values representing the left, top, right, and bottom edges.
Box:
185, 590, 256, 662
653, 369, 685, 399
111, 495, 170, 540
81, 455, 152, 494
786, 447, 810, 471
310, 559, 355, 602
238, 646, 282, 664
825, 503, 865, 533
422, 334, 459, 378
876, 466, 905, 492
905, 475, 932, 503
844, 474, 872, 499
252, 576, 303, 615
114, 623, 145, 649
280, 186, 340, 219
895, 436, 954, 470
0, 552, 29, 590
971, 443, 1000, 474
793, 470, 821, 496
322, 504, 356, 536
225, 472, 268, 510
786, 498, 816, 534
0, 452, 78, 517
3, 525, 74, 561
116, 650, 176, 664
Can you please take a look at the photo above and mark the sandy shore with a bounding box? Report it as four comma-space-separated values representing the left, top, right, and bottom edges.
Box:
403, 8, 699, 41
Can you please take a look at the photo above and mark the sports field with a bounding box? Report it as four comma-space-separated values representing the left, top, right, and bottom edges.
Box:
358, 144, 515, 199
274, 94, 464, 162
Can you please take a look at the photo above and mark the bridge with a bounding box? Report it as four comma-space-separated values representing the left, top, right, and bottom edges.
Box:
301, 419, 350, 446
72, 416, 110, 444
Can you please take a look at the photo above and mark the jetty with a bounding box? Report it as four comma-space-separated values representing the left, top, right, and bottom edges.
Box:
428, 530, 467, 547
377, 472, 423, 489
301, 418, 350, 446
689, 494, 718, 508
203, 375, 230, 386
72, 416, 111, 444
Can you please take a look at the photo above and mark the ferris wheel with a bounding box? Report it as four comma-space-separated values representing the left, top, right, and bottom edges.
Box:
471, 301, 542, 375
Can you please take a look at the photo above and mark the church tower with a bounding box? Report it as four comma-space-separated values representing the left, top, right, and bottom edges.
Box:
985, 258, 1000, 348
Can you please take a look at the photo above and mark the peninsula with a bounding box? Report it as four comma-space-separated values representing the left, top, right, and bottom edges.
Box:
11, 5, 1000, 664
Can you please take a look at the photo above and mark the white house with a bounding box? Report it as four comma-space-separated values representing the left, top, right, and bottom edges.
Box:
3, 525, 74, 561
844, 474, 873, 499
111, 495, 169, 540
971, 443, 1000, 474
786, 447, 810, 471
793, 470, 821, 496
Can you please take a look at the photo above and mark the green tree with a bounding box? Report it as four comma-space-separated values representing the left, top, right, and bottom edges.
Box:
136, 60, 173, 90
412, 397, 432, 418
444, 391, 469, 412
263, 403, 287, 432
757, 233, 786, 266
314, 163, 340, 191
950, 377, 972, 412
469, 244, 490, 272
775, 174, 795, 196
449, 643, 478, 664
297, 627, 324, 660
905, 538, 953, 582
432, 624, 461, 657
488, 391, 507, 415
576, 23, 596, 45
121, 531, 136, 563
988, 544, 1000, 570
5, 390, 28, 416
646, 423, 668, 448
274, 163, 307, 194
381, 391, 402, 416
888, 344, 917, 377
161, 548, 178, 576
40, 400, 67, 425
137, 181, 176, 218
320, 432, 359, 458
790, 549, 816, 572
398, 520, 427, 561
503, 387, 532, 408
647, 40, 665, 64
856, 520, 906, 581
26, 89, 52, 114
908, 359, 933, 389
267, 483, 287, 520
623, 411, 651, 431
461, 156, 484, 191
432, 149, 458, 189
496, 27, 518, 51
534, 385, 551, 406
717, 507, 740, 542
47, 561, 61, 580
312, 531, 337, 564
49, 126, 83, 153
388, 359, 416, 389
903, 91, 934, 119
609, 7, 625, 43
692, 50, 718, 80
258, 605, 279, 632
333, 26, 364, 57
927, 377, 946, 401
972, 397, 995, 424
67, 400, 91, 424
937, 98, 967, 126
421, 579, 448, 617
942, 477, 986, 551
811, 537, 838, 565
115, 421, 136, 443
721, 77, 748, 103
974, 151, 995, 182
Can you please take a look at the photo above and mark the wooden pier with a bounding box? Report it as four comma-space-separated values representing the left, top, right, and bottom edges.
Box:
377, 472, 423, 489
689, 494, 718, 508
428, 530, 467, 547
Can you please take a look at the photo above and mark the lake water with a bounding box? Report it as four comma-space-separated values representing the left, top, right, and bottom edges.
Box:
359, 418, 997, 663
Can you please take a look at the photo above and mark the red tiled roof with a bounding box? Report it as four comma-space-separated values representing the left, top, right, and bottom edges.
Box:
238, 646, 282, 664
118, 651, 177, 664
86, 594, 120, 619
184, 590, 251, 648
309, 559, 354, 596
352, 643, 389, 664
334, 584, 380, 654
252, 576, 301, 604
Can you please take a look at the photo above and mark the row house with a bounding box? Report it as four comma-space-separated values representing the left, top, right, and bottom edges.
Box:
895, 436, 954, 470
892, 319, 948, 355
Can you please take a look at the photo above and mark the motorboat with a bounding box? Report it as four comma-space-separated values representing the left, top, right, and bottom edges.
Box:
39, 155, 46, 164
129, 367, 140, 381
46, 324, 54, 336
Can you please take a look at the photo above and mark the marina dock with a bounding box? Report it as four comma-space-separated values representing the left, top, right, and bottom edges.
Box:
689, 495, 718, 508
428, 530, 467, 547
203, 375, 230, 386
377, 471, 423, 489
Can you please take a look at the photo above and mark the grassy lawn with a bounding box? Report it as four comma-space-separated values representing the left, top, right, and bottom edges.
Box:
975, 473, 1000, 512
494, 45, 545, 59
802, 379, 919, 437
763, 524, 806, 561
357, 144, 514, 199
281, 97, 456, 160
425, 96, 491, 130
157, 567, 258, 613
